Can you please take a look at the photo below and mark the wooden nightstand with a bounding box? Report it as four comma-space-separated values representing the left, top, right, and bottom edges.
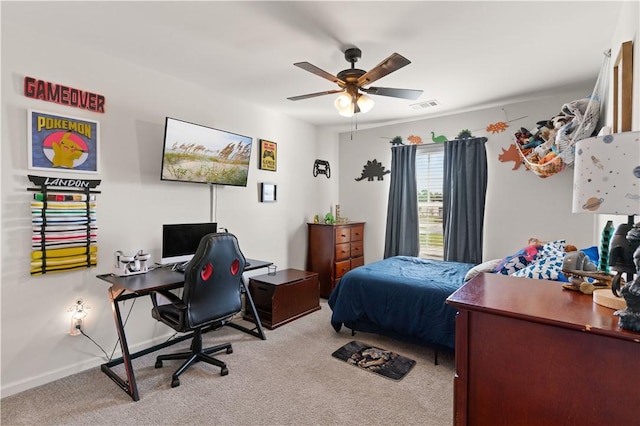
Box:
243, 269, 320, 329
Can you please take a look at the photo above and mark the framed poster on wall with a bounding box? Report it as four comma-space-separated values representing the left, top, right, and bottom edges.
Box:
28, 109, 100, 173
260, 182, 277, 202
613, 40, 633, 133
259, 139, 277, 171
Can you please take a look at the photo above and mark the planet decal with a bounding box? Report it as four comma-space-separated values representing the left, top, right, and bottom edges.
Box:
634, 166, 640, 179
582, 197, 604, 211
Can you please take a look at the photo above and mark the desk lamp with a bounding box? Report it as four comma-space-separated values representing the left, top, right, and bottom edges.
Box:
572, 131, 640, 304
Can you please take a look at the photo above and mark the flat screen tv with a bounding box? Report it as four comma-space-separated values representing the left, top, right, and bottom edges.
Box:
161, 117, 252, 186
161, 222, 217, 265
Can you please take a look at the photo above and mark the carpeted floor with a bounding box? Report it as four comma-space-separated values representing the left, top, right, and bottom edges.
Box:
1, 300, 454, 425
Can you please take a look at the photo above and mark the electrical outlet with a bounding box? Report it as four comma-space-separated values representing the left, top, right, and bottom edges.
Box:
68, 298, 89, 336
70, 317, 83, 336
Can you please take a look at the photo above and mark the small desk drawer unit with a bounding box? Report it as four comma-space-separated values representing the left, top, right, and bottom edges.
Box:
307, 222, 365, 298
243, 269, 320, 329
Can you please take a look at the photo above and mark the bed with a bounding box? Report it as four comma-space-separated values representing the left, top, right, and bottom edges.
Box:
327, 256, 474, 352
328, 240, 600, 357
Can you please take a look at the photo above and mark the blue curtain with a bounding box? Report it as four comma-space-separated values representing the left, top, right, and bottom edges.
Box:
384, 145, 419, 258
443, 137, 488, 264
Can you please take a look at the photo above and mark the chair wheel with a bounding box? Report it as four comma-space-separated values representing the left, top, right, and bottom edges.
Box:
221, 367, 229, 376
155, 360, 163, 368
226, 347, 233, 354
171, 377, 180, 388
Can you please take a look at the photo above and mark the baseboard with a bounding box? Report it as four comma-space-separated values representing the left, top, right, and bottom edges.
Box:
1, 333, 175, 398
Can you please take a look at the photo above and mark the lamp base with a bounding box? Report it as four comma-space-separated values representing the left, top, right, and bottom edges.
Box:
593, 289, 627, 310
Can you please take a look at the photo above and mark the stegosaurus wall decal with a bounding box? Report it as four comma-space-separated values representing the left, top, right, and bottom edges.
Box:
355, 159, 391, 182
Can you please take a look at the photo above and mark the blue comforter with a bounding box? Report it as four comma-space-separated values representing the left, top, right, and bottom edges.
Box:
328, 256, 474, 349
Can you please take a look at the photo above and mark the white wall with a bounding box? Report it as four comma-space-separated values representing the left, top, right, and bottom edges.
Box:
597, 0, 640, 233
1, 21, 338, 396
339, 88, 598, 263
339, 1, 638, 264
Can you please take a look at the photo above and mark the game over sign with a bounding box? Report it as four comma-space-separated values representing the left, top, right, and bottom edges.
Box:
24, 76, 105, 113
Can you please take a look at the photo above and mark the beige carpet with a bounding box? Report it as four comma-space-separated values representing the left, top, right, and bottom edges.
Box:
1, 300, 454, 425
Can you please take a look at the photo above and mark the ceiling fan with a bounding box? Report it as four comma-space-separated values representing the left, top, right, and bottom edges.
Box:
287, 47, 423, 117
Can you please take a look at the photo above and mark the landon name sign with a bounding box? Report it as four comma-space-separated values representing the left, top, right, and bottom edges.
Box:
24, 76, 105, 113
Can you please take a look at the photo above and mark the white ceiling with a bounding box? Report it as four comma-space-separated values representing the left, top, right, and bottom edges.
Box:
4, 1, 624, 130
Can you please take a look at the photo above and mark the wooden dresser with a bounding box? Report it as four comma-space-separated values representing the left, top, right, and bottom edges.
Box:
307, 222, 365, 298
446, 273, 640, 425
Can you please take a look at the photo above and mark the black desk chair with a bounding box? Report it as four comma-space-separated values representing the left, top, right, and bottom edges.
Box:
150, 232, 246, 388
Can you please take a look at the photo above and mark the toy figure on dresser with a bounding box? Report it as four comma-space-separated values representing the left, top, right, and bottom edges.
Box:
561, 250, 614, 294
615, 225, 640, 332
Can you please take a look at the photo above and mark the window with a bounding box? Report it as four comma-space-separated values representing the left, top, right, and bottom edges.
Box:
416, 144, 444, 260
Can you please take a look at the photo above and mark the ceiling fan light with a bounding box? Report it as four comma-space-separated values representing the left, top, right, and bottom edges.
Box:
335, 93, 354, 117
357, 94, 375, 114
337, 105, 354, 117
334, 93, 351, 108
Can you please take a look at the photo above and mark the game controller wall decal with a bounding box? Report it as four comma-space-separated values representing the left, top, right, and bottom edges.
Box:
259, 139, 277, 171
313, 159, 331, 178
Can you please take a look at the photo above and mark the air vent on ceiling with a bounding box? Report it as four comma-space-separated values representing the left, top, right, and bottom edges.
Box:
410, 99, 440, 110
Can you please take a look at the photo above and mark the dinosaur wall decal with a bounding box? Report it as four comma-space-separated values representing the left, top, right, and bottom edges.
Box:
355, 159, 391, 181
498, 144, 523, 170
431, 131, 447, 143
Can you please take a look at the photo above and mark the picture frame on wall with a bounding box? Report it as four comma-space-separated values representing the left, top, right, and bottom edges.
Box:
28, 109, 100, 174
613, 40, 633, 133
259, 139, 277, 171
260, 182, 277, 202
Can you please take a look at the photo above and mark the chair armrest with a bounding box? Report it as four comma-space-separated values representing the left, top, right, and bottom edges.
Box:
150, 290, 187, 310
150, 290, 188, 330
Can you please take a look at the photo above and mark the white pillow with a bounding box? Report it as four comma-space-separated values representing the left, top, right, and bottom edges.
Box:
464, 258, 502, 281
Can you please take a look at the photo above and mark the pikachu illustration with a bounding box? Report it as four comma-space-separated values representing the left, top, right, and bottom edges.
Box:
51, 132, 84, 168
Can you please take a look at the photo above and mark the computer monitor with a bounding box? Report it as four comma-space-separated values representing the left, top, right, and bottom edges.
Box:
161, 222, 217, 265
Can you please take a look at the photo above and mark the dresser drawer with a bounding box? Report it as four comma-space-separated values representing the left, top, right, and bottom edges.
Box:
334, 260, 351, 278
335, 243, 350, 261
350, 225, 364, 242
350, 240, 363, 258
335, 227, 351, 244
351, 256, 364, 269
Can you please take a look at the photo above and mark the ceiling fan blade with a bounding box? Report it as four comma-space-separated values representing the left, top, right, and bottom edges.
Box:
287, 89, 344, 101
357, 53, 411, 86
363, 86, 423, 100
293, 62, 346, 85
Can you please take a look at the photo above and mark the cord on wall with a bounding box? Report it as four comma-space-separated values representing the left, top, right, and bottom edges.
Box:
209, 184, 217, 223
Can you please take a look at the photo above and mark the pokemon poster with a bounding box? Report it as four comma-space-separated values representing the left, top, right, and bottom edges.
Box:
28, 110, 99, 173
